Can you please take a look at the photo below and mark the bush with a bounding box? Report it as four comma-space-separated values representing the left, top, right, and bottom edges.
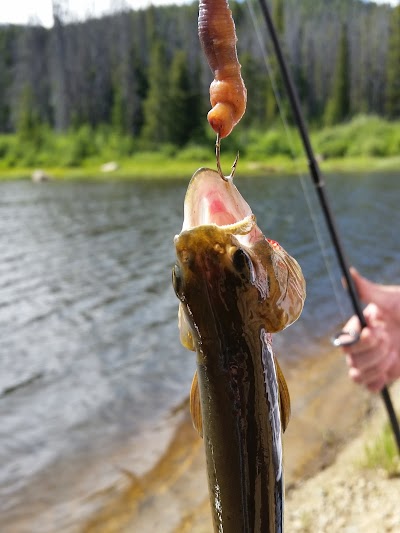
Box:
1, 115, 400, 171
175, 144, 212, 161
312, 115, 400, 159
314, 131, 349, 158
246, 128, 299, 160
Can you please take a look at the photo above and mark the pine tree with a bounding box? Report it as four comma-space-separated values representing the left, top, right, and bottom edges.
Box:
385, 5, 400, 119
140, 40, 170, 146
111, 84, 126, 135
188, 60, 207, 143
0, 28, 14, 132
324, 24, 350, 125
265, 0, 286, 123
131, 52, 148, 137
167, 50, 194, 146
240, 53, 267, 127
17, 85, 41, 145
274, 0, 284, 34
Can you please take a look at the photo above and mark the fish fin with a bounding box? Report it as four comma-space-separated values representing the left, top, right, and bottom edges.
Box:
275, 356, 291, 433
178, 303, 195, 351
189, 371, 203, 438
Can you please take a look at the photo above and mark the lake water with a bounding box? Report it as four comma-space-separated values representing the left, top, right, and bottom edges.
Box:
0, 172, 399, 530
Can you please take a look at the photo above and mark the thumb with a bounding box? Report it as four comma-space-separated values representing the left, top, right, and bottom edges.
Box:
350, 268, 388, 310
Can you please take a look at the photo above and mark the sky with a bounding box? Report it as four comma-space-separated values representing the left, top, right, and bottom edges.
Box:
0, 1, 192, 27
0, 0, 398, 27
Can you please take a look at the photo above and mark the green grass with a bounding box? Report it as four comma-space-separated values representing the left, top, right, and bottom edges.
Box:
1, 115, 400, 180
361, 421, 400, 477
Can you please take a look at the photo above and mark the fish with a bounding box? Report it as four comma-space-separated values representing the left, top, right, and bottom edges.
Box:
172, 168, 306, 532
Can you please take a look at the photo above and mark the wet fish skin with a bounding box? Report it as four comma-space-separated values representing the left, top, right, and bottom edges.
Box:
173, 169, 306, 533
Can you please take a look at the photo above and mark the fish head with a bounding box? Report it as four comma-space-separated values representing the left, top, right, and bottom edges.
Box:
172, 168, 306, 348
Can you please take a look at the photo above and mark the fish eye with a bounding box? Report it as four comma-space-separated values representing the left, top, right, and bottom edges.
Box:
232, 248, 252, 274
172, 264, 182, 297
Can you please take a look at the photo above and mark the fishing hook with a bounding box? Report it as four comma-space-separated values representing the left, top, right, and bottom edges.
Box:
215, 133, 239, 181
256, 0, 400, 454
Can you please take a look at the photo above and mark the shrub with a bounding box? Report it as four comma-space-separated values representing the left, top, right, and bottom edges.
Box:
246, 128, 299, 160
175, 144, 212, 161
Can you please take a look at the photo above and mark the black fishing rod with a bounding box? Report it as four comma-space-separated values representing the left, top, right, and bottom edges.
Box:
257, 0, 400, 453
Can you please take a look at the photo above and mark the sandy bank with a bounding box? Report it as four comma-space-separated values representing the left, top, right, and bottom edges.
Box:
285, 381, 400, 532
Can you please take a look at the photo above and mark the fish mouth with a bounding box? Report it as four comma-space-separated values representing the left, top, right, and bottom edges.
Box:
181, 168, 262, 243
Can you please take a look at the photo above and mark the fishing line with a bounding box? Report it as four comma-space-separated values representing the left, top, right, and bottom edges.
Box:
245, 0, 348, 323
251, 0, 400, 453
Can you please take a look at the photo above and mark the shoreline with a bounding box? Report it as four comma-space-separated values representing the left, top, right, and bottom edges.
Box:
1, 155, 400, 181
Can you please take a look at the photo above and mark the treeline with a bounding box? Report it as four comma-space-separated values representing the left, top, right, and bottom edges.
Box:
0, 0, 399, 148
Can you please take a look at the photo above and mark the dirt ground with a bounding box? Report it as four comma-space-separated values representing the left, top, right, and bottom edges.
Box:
284, 381, 400, 532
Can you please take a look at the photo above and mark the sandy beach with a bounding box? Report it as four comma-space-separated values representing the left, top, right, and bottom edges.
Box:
285, 381, 400, 532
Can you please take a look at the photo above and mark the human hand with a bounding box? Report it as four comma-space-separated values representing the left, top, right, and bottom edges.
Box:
339, 269, 400, 393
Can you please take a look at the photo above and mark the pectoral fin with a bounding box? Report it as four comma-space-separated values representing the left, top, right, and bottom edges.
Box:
178, 303, 195, 351
274, 356, 291, 433
189, 371, 203, 438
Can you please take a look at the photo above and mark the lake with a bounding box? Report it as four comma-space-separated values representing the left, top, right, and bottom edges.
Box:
0, 172, 398, 531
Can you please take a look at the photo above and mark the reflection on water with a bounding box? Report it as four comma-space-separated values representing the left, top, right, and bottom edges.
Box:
0, 173, 398, 529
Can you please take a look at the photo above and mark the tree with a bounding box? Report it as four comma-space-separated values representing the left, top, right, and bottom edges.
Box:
273, 0, 284, 34
0, 27, 15, 132
187, 59, 207, 143
17, 85, 42, 147
385, 5, 400, 119
167, 51, 191, 145
51, 3, 70, 130
324, 23, 350, 125
167, 51, 204, 146
265, 0, 287, 123
140, 40, 170, 145
131, 52, 148, 136
240, 53, 267, 127
111, 83, 126, 134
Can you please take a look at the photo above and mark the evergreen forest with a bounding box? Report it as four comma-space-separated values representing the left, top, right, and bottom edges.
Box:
0, 0, 399, 172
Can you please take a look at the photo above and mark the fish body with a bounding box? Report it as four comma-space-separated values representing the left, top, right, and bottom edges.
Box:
172, 169, 305, 532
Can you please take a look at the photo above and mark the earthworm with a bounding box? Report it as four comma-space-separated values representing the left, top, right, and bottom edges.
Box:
198, 0, 247, 138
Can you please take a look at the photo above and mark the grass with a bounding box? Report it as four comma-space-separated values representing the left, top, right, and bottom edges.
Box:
361, 420, 400, 477
2, 154, 400, 182
1, 115, 400, 180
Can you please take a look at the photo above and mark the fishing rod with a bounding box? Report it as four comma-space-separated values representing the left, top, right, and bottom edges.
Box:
256, 0, 400, 453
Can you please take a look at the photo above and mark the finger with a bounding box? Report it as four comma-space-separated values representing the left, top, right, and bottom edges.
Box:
346, 351, 381, 373
363, 303, 384, 328
336, 316, 362, 349
387, 351, 400, 382
366, 378, 386, 394
342, 326, 381, 357
342, 314, 362, 335
349, 366, 385, 389
350, 268, 394, 311
384, 350, 399, 379
349, 268, 377, 304
346, 345, 393, 377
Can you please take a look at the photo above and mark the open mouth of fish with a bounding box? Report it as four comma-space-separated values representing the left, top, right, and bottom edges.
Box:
180, 168, 263, 243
